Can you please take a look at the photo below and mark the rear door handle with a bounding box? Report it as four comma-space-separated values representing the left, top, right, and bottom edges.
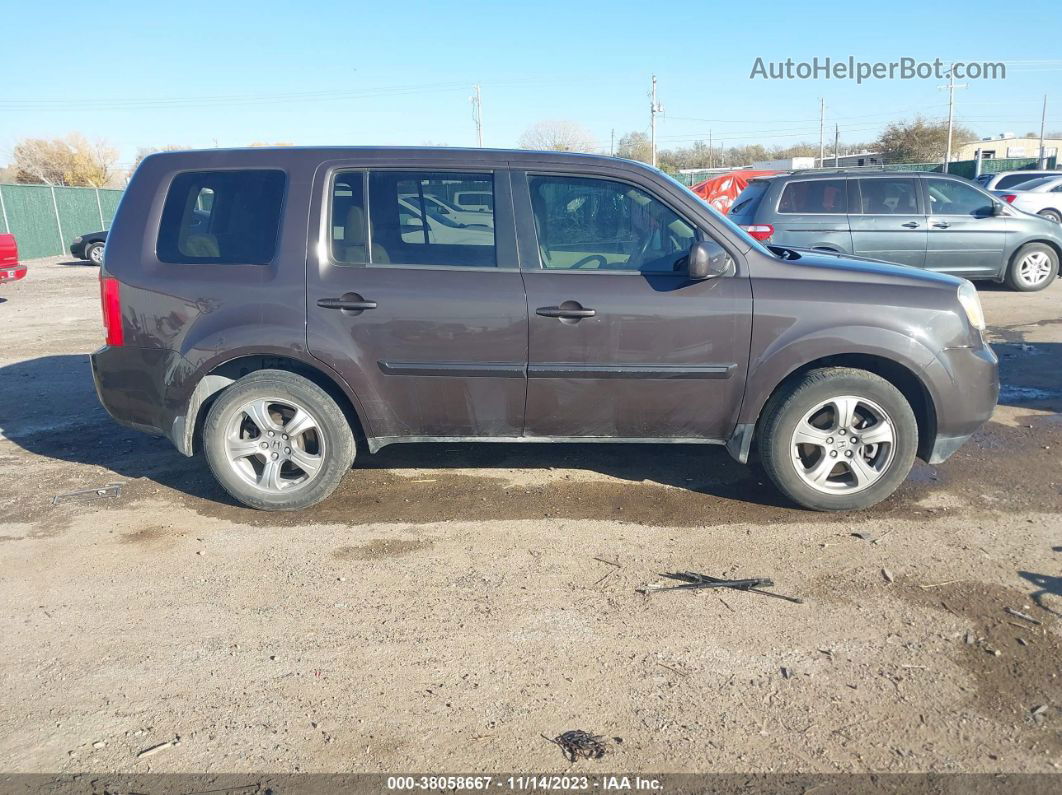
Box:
901, 221, 920, 228
536, 305, 596, 319
932, 222, 951, 229
317, 294, 377, 311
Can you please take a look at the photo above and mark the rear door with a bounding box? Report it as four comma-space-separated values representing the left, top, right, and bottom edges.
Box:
847, 177, 927, 267
769, 178, 853, 252
923, 177, 1007, 276
306, 164, 528, 443
514, 169, 752, 441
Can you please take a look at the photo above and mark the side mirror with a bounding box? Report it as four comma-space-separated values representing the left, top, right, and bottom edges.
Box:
992, 202, 1005, 216
688, 239, 733, 280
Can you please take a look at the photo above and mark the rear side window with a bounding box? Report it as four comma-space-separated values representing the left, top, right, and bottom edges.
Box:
367, 171, 496, 267
856, 178, 920, 215
777, 179, 847, 214
996, 173, 1047, 189
157, 170, 286, 264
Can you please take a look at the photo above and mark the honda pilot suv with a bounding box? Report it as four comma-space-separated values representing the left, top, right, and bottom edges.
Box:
729, 171, 1062, 291
92, 148, 998, 512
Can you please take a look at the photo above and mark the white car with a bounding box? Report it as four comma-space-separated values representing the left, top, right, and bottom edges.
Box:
399, 193, 494, 227
976, 169, 1062, 191
397, 197, 494, 246
992, 175, 1062, 223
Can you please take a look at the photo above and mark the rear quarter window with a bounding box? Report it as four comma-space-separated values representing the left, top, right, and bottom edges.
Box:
157, 169, 286, 264
729, 181, 770, 218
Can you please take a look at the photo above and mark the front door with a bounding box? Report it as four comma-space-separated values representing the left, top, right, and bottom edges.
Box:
517, 171, 752, 441
923, 177, 1008, 276
306, 166, 528, 442
848, 176, 927, 267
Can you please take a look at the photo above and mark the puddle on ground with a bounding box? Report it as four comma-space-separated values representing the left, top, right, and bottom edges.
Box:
999, 385, 1059, 403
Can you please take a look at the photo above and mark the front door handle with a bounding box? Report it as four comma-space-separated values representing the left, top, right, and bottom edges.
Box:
932, 221, 951, 229
536, 302, 596, 320
317, 293, 378, 313
901, 221, 920, 228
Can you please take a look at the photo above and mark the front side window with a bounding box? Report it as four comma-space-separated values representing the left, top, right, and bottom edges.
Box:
777, 179, 847, 214
927, 180, 994, 217
157, 170, 286, 264
528, 175, 696, 273
368, 172, 495, 267
857, 178, 920, 215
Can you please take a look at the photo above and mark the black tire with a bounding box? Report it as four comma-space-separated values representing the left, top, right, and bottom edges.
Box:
85, 242, 104, 266
757, 367, 918, 512
1005, 242, 1059, 292
202, 369, 355, 511
1037, 209, 1061, 224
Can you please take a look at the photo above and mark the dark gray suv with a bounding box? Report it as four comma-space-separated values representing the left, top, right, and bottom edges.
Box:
729, 171, 1062, 291
91, 148, 998, 512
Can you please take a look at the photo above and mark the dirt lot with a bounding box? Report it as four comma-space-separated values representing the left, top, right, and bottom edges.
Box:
0, 257, 1060, 775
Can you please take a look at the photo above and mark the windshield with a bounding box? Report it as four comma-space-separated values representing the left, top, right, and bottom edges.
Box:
658, 170, 774, 256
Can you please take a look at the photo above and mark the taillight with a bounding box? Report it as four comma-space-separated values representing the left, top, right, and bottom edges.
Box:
1001, 194, 1017, 204
741, 223, 775, 241
99, 275, 124, 346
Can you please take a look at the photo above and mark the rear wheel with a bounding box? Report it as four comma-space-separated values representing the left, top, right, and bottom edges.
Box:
758, 367, 918, 511
86, 242, 104, 265
1005, 242, 1058, 292
1037, 209, 1061, 224
202, 370, 354, 511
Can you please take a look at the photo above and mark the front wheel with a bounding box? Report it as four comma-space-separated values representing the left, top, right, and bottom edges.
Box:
202, 370, 355, 510
757, 367, 918, 511
86, 242, 104, 266
1005, 242, 1058, 292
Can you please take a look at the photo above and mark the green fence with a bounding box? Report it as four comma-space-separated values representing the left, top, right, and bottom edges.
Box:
0, 183, 124, 260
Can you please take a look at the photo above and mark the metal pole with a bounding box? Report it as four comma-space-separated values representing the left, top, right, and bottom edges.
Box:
834, 124, 840, 167
0, 185, 9, 235
650, 74, 658, 168
50, 185, 65, 255
944, 68, 955, 173
819, 97, 825, 167
473, 83, 483, 148
708, 130, 712, 169
974, 148, 983, 178
95, 188, 105, 230
1039, 94, 1047, 168
610, 128, 614, 157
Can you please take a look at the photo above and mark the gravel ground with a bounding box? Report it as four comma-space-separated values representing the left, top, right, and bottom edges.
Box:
0, 257, 1059, 775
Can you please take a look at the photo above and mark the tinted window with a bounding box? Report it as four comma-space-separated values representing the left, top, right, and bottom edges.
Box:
157, 170, 285, 264
1008, 176, 1054, 191
997, 173, 1049, 189
729, 181, 769, 216
528, 175, 696, 273
926, 180, 994, 216
368, 172, 495, 267
330, 172, 367, 264
857, 178, 919, 215
777, 179, 847, 214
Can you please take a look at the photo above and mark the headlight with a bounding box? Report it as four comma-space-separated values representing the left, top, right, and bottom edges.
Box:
957, 280, 985, 331
72, 236, 82, 244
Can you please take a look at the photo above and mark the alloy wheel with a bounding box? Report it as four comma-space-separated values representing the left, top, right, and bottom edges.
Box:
791, 395, 896, 495
1017, 251, 1053, 287
224, 397, 326, 492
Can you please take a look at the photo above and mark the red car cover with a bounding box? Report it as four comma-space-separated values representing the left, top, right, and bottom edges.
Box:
690, 170, 781, 214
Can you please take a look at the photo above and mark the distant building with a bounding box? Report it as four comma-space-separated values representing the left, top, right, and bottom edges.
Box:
815, 151, 885, 168
751, 156, 816, 170
955, 133, 1061, 161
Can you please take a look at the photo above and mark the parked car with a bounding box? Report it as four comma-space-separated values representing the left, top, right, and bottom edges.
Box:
399, 192, 495, 227
451, 189, 493, 214
975, 170, 1062, 191
70, 230, 107, 265
991, 175, 1062, 223
92, 147, 998, 513
729, 171, 1062, 291
0, 233, 26, 284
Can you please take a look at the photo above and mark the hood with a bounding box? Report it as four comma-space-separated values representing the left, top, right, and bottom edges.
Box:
769, 245, 963, 288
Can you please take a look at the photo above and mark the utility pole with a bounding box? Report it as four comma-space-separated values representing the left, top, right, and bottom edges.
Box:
833, 124, 840, 167
707, 130, 712, 169
940, 65, 966, 173
1039, 94, 1048, 167
819, 97, 825, 167
649, 74, 663, 168
471, 83, 483, 147
610, 128, 615, 157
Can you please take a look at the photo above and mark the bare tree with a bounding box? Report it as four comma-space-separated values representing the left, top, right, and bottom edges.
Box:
13, 134, 119, 187
133, 145, 190, 171
518, 120, 598, 153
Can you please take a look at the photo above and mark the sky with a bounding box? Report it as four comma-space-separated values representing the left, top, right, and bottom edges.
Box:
4, 0, 1062, 170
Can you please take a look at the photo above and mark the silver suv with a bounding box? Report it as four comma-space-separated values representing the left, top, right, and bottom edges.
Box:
729, 171, 1062, 291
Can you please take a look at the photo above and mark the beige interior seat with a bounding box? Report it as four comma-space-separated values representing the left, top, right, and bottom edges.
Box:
344, 206, 389, 263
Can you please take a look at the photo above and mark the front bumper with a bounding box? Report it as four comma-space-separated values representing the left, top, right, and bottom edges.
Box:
925, 342, 999, 463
